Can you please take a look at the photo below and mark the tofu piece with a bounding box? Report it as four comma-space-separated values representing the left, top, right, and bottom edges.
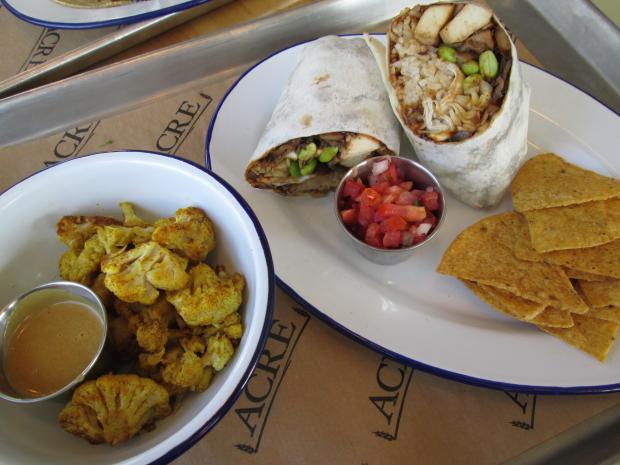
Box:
339, 135, 380, 168
414, 4, 456, 46
439, 4, 493, 45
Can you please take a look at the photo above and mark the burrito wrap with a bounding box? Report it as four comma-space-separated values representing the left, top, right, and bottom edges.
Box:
366, 2, 530, 208
246, 35, 401, 196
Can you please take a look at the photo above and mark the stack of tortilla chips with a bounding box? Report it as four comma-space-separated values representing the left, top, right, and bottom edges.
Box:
438, 153, 620, 361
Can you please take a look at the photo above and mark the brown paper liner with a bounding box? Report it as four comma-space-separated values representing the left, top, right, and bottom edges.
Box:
0, 6, 618, 465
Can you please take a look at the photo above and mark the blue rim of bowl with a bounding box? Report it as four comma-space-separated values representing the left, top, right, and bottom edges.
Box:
0, 150, 276, 464
204, 34, 620, 395
0, 0, 213, 29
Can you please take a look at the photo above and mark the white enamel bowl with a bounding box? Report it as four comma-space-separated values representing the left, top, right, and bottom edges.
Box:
0, 151, 274, 465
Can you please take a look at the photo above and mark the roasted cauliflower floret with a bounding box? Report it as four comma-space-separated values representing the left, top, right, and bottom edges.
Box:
161, 347, 204, 391
138, 348, 165, 377
160, 345, 214, 393
59, 228, 152, 288
91, 273, 114, 309
107, 315, 139, 360
56, 215, 121, 251
59, 249, 78, 281
113, 296, 176, 353
180, 335, 206, 353
136, 300, 175, 353
96, 224, 153, 255
94, 202, 153, 254
102, 241, 189, 305
205, 312, 244, 341
152, 207, 215, 262
120, 202, 150, 227
58, 374, 170, 445
203, 333, 235, 371
167, 264, 245, 326
59, 235, 106, 285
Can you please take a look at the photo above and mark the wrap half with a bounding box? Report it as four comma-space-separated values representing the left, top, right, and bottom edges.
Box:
366, 2, 530, 208
245, 35, 401, 196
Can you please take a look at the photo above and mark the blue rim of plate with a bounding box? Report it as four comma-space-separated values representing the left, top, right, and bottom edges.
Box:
0, 150, 276, 465
0, 0, 213, 29
205, 34, 620, 395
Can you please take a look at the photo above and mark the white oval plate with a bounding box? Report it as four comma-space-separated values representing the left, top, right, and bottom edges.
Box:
0, 152, 274, 465
206, 35, 620, 393
1, 0, 213, 29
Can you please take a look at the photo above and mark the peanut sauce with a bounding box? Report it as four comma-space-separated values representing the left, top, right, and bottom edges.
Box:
3, 291, 104, 398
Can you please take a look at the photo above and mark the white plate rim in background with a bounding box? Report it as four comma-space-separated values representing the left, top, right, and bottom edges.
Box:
1, 0, 213, 29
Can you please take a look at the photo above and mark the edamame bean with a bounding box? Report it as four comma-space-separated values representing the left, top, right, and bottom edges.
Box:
298, 142, 317, 161
479, 50, 498, 80
461, 60, 480, 76
289, 160, 301, 177
300, 157, 318, 176
318, 146, 338, 163
437, 45, 457, 63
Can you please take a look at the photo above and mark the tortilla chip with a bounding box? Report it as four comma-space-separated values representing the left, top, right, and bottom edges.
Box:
540, 314, 619, 361
505, 217, 620, 279
586, 306, 620, 323
577, 279, 620, 308
437, 214, 588, 313
511, 153, 620, 212
523, 199, 620, 252
461, 280, 545, 320
538, 241, 620, 279
563, 267, 609, 282
530, 307, 574, 328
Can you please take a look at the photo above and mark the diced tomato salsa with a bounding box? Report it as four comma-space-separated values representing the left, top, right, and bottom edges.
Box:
338, 159, 442, 249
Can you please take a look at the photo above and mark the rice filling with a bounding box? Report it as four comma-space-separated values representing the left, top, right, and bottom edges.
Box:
388, 4, 513, 142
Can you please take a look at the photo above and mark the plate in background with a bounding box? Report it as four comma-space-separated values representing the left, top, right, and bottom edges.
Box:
1, 0, 214, 29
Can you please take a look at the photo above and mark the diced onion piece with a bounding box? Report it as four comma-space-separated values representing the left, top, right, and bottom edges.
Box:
372, 160, 389, 176
425, 186, 434, 192
417, 223, 433, 235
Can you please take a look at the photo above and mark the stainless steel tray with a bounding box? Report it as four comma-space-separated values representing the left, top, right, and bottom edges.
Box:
0, 1, 619, 463
487, 0, 620, 114
503, 401, 620, 465
0, 0, 405, 148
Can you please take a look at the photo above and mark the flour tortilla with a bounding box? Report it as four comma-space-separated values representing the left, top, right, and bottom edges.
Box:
366, 3, 530, 208
246, 36, 401, 195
